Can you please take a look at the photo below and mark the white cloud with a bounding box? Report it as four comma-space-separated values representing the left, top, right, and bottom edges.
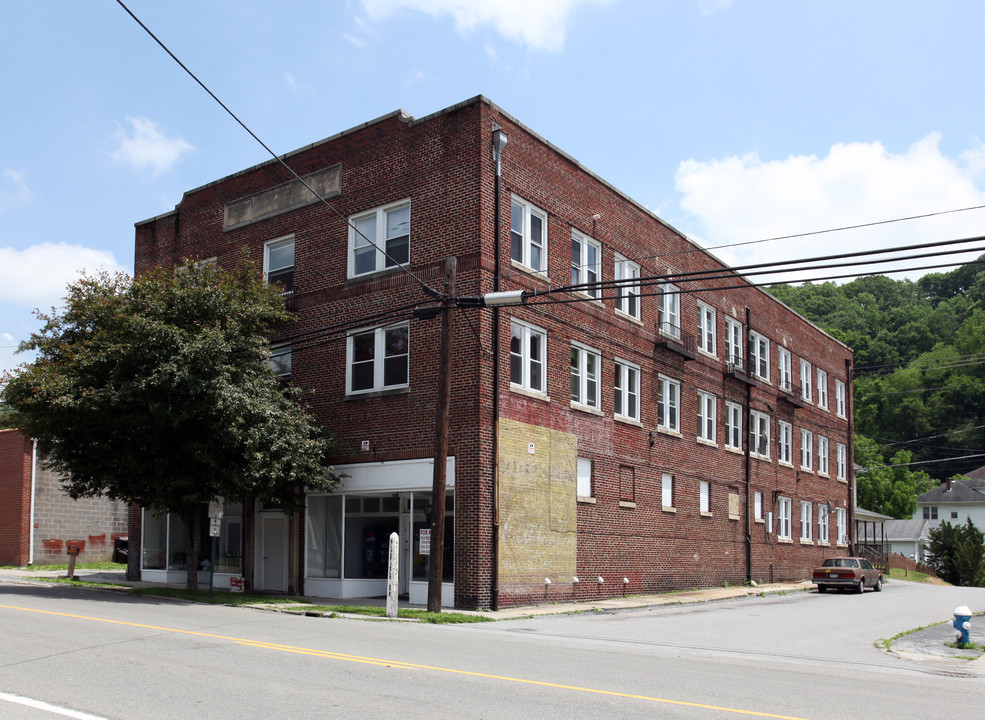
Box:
359, 0, 613, 52
109, 117, 194, 176
1, 333, 13, 343
674, 133, 985, 283
0, 169, 33, 211
0, 243, 129, 308
698, 0, 733, 16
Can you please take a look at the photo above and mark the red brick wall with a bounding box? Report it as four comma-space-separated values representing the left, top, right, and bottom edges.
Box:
0, 430, 33, 565
134, 96, 853, 608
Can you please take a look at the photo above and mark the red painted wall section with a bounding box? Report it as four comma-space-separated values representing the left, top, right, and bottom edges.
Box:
0, 430, 33, 565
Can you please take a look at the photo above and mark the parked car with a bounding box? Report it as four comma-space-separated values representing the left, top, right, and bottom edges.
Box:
812, 557, 883, 593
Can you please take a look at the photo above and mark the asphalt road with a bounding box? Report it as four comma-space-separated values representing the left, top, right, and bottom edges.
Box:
0, 578, 982, 719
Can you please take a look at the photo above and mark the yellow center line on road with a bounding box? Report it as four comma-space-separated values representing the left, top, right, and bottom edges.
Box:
1, 604, 809, 720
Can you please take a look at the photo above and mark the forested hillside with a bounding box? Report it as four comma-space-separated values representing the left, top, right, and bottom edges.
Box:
768, 259, 985, 516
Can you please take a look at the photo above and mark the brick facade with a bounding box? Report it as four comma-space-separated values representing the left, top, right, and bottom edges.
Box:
133, 96, 853, 608
0, 429, 128, 566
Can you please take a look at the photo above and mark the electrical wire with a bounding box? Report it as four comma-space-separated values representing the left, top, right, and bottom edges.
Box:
114, 0, 441, 300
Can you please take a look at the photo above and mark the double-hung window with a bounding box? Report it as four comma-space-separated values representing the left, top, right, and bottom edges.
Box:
818, 436, 829, 475
577, 458, 593, 498
658, 283, 681, 338
778, 420, 793, 465
837, 443, 847, 480
749, 331, 769, 381
347, 323, 409, 394
510, 197, 547, 272
349, 201, 410, 277
750, 410, 770, 458
268, 344, 292, 380
614, 254, 641, 320
817, 369, 828, 409
697, 391, 716, 443
800, 429, 813, 470
778, 347, 792, 392
570, 343, 600, 409
571, 231, 600, 298
836, 507, 847, 544
657, 375, 681, 432
835, 379, 847, 418
662, 473, 674, 509
614, 360, 640, 421
697, 301, 716, 355
510, 320, 547, 394
778, 497, 792, 539
800, 502, 813, 541
818, 504, 830, 543
264, 235, 295, 294
800, 359, 812, 402
725, 401, 742, 451
725, 317, 743, 369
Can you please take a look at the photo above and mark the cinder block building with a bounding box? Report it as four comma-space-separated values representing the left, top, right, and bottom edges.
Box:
0, 429, 129, 566
132, 96, 855, 609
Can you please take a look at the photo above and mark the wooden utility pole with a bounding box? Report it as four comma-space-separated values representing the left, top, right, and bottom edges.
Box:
428, 256, 456, 612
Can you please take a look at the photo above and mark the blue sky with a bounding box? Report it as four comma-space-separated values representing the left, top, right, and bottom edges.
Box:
2, 0, 984, 377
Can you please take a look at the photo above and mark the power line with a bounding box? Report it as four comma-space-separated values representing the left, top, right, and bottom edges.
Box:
114, 0, 440, 300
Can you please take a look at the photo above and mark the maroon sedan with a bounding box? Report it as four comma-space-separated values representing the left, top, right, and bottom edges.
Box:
812, 557, 884, 593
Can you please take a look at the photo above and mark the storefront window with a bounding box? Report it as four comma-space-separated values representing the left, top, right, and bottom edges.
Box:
142, 504, 242, 573
214, 502, 243, 574
142, 511, 167, 570
412, 492, 454, 583
344, 496, 399, 579
306, 495, 342, 578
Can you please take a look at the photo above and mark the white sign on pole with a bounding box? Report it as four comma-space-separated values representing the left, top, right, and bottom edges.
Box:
419, 528, 431, 555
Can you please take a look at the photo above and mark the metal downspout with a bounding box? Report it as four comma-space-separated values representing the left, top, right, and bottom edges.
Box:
490, 127, 505, 611
29, 439, 37, 565
744, 307, 752, 582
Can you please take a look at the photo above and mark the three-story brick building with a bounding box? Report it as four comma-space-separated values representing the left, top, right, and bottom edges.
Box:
132, 96, 854, 609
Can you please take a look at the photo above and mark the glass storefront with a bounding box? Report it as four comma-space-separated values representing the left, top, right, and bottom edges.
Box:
141, 502, 243, 573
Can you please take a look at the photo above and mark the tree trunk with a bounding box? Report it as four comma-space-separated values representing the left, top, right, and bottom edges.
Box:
182, 505, 202, 591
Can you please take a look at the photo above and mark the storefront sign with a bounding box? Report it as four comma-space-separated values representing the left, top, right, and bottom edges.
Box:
419, 528, 431, 555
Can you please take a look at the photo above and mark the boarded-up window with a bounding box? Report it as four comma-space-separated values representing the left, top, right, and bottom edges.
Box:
728, 488, 740, 519
619, 465, 635, 503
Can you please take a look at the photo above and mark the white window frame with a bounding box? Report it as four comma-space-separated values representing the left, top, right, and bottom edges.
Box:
778, 497, 792, 539
836, 379, 847, 418
658, 283, 681, 339
800, 359, 813, 402
750, 410, 770, 458
800, 501, 813, 541
510, 196, 547, 272
510, 319, 547, 394
657, 374, 681, 433
818, 436, 830, 475
263, 235, 295, 294
570, 343, 601, 410
697, 390, 716, 443
749, 331, 770, 381
662, 472, 674, 510
346, 323, 410, 395
725, 317, 743, 369
817, 369, 828, 409
754, 491, 763, 521
577, 457, 593, 499
699, 480, 711, 515
778, 420, 793, 465
836, 507, 848, 544
614, 254, 641, 320
837, 443, 847, 480
725, 401, 742, 451
778, 347, 792, 392
801, 428, 813, 470
614, 359, 640, 422
818, 504, 830, 544
696, 301, 717, 356
348, 200, 411, 278
571, 230, 601, 299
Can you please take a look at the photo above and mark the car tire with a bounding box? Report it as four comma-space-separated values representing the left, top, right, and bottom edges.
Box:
817, 585, 826, 593
874, 576, 883, 592
856, 579, 865, 594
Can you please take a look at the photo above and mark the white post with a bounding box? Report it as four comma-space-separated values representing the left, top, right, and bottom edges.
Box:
386, 532, 399, 618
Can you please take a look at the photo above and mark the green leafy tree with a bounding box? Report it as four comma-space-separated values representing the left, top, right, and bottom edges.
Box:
927, 519, 985, 587
2, 260, 339, 590
854, 435, 936, 518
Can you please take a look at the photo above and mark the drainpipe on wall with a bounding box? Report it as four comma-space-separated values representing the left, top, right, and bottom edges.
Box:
744, 307, 752, 582
490, 125, 507, 611
28, 439, 37, 565
846, 357, 855, 552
